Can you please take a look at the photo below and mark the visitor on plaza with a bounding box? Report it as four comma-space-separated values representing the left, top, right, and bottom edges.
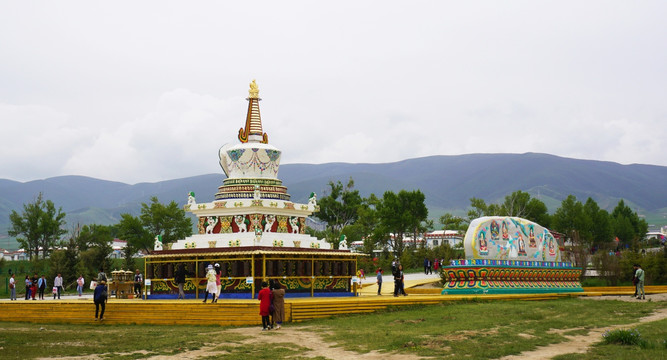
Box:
97, 267, 107, 283
133, 269, 143, 297
424, 257, 432, 274
394, 264, 407, 297
9, 273, 16, 300
376, 268, 383, 295
258, 281, 272, 331
214, 263, 222, 303
633, 264, 645, 300
24, 275, 32, 300
271, 281, 285, 330
94, 280, 108, 321
202, 264, 217, 303
174, 264, 189, 300
37, 275, 47, 300
31, 274, 38, 300
53, 273, 64, 299
77, 275, 85, 297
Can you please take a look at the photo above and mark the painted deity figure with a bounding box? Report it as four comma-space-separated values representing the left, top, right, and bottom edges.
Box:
490, 221, 500, 240
264, 214, 276, 233
529, 226, 537, 248
235, 215, 247, 232
206, 216, 218, 234
548, 237, 556, 256
478, 230, 488, 255
501, 221, 509, 240
308, 192, 317, 206
187, 191, 196, 205
517, 233, 527, 256
289, 217, 299, 234
339, 234, 348, 250
154, 235, 163, 251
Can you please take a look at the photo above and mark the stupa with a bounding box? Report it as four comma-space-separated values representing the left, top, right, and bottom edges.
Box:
143, 81, 359, 299
441, 216, 584, 294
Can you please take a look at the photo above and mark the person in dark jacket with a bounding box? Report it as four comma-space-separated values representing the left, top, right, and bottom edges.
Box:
94, 280, 108, 321
174, 264, 189, 300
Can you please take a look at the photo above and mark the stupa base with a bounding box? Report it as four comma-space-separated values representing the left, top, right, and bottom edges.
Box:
441, 259, 584, 295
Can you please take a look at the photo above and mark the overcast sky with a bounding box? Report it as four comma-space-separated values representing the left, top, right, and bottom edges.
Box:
1, 1, 665, 184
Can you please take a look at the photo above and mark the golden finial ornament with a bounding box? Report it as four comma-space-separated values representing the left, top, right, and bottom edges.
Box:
248, 79, 260, 98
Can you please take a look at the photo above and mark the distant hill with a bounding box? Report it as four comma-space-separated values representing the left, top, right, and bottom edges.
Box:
2, 153, 666, 250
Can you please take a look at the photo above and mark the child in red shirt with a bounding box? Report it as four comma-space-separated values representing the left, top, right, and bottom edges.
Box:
258, 281, 273, 331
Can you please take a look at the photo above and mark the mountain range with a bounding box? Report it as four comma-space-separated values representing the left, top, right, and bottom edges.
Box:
2, 153, 666, 249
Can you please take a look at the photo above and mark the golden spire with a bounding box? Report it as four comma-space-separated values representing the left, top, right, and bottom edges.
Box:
238, 79, 268, 144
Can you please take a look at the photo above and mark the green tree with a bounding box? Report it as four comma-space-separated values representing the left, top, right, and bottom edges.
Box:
610, 199, 648, 249
117, 213, 152, 254
583, 197, 613, 247
74, 224, 114, 280
8, 193, 67, 260
315, 179, 363, 248
140, 196, 193, 246
439, 213, 467, 231
376, 190, 428, 258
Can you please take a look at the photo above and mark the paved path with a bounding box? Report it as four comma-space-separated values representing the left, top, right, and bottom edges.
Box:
358, 271, 441, 296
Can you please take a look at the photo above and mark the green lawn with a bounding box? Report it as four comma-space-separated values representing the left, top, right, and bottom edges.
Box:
0, 297, 664, 359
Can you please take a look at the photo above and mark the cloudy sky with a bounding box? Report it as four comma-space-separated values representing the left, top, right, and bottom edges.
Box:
1, 1, 665, 184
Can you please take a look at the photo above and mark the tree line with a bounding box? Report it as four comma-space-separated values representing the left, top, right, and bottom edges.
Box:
8, 195, 192, 286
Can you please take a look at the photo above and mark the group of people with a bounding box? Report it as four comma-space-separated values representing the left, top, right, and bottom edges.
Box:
258, 280, 286, 331
7, 273, 65, 301
423, 258, 443, 275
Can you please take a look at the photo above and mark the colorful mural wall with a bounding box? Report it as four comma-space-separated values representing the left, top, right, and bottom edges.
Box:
464, 216, 561, 262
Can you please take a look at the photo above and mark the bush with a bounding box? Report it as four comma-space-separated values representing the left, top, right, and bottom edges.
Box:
602, 328, 646, 346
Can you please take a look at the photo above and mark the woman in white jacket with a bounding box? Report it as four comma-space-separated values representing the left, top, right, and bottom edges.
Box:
202, 264, 217, 303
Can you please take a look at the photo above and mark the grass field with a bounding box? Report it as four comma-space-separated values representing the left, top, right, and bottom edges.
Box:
0, 297, 665, 359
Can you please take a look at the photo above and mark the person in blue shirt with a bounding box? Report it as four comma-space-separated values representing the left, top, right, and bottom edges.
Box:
94, 280, 108, 321
37, 275, 47, 300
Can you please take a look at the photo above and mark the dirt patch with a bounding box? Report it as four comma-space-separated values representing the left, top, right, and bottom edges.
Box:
393, 318, 425, 324
499, 307, 667, 360
581, 292, 667, 302
147, 325, 422, 360
412, 282, 442, 289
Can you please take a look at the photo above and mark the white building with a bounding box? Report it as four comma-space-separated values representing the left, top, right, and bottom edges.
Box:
424, 230, 463, 248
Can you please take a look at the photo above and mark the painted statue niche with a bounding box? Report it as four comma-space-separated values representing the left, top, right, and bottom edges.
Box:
529, 225, 537, 248
517, 232, 527, 256
478, 230, 489, 256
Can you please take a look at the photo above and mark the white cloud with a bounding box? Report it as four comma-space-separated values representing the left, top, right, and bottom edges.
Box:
0, 1, 666, 183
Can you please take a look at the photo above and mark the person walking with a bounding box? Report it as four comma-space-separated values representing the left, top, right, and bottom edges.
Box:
133, 269, 143, 297
31, 274, 38, 300
38, 275, 47, 300
53, 273, 63, 299
9, 274, 16, 300
202, 264, 217, 303
97, 267, 108, 283
213, 263, 221, 303
24, 276, 32, 300
395, 264, 407, 296
94, 280, 108, 321
77, 275, 85, 297
258, 281, 272, 331
634, 264, 645, 300
376, 268, 383, 295
423, 257, 430, 274
271, 282, 286, 330
174, 264, 188, 300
